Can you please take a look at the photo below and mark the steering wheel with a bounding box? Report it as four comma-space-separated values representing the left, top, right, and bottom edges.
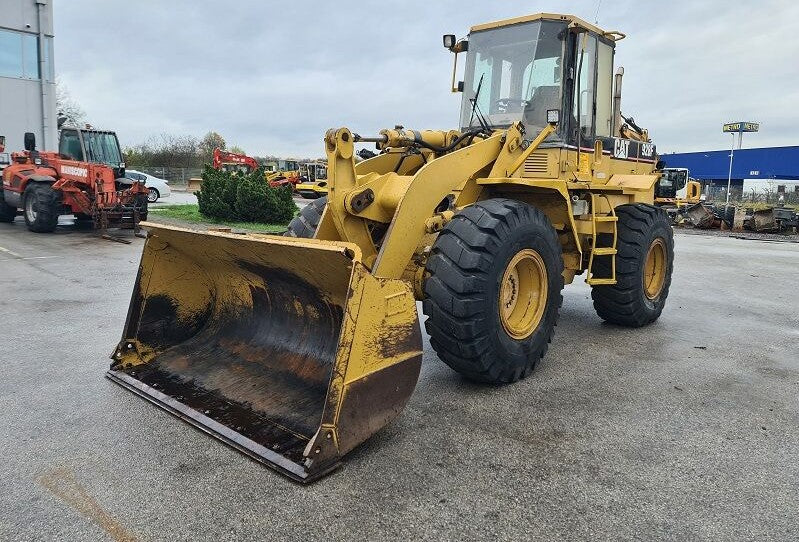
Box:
494, 98, 528, 113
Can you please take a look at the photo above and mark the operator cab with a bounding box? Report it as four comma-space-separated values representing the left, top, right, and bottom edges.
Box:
58, 127, 126, 179
656, 168, 689, 199
299, 162, 328, 182
450, 14, 630, 155
281, 159, 300, 172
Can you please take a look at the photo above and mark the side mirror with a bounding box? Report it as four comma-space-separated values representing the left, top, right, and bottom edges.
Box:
24, 132, 36, 152
443, 34, 456, 50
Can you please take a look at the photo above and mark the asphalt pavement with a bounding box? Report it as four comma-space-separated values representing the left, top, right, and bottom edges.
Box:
0, 217, 797, 541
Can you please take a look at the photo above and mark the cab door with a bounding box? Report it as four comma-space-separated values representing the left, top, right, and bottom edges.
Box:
565, 31, 615, 180
58, 129, 85, 161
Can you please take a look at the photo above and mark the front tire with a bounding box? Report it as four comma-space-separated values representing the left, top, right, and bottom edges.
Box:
284, 196, 327, 238
147, 188, 159, 202
23, 183, 61, 233
591, 203, 673, 327
0, 190, 16, 223
423, 199, 564, 384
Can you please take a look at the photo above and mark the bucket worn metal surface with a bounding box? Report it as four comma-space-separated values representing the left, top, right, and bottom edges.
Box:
108, 223, 422, 482
683, 203, 716, 229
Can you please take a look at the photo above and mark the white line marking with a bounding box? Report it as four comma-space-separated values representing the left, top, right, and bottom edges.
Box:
0, 245, 24, 258
0, 256, 59, 262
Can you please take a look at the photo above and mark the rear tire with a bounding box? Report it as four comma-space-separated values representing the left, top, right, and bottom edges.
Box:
423, 199, 564, 384
284, 196, 327, 238
23, 183, 61, 233
591, 203, 673, 327
147, 188, 159, 203
0, 190, 16, 223
135, 194, 149, 222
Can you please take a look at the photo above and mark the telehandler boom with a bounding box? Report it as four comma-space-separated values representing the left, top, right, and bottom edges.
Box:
109, 13, 674, 483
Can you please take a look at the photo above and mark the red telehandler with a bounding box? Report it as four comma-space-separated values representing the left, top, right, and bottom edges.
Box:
0, 128, 148, 236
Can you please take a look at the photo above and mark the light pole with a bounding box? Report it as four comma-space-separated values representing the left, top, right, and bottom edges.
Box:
725, 132, 735, 206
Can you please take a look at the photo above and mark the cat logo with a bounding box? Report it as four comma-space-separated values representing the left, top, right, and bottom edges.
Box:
613, 138, 630, 159
61, 165, 88, 178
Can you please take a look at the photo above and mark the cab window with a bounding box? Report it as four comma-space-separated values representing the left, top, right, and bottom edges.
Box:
572, 34, 597, 141
59, 130, 84, 161
595, 41, 614, 138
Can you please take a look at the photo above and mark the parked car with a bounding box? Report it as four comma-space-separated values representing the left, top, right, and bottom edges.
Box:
126, 170, 171, 202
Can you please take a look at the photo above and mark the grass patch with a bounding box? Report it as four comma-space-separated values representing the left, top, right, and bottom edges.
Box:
149, 204, 287, 233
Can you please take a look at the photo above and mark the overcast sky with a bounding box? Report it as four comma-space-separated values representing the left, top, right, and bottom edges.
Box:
54, 1, 799, 157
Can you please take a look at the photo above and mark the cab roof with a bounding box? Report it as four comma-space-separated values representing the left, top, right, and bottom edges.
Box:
470, 13, 621, 40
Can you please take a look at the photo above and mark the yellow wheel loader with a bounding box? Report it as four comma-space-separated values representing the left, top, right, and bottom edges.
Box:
108, 13, 674, 483
655, 167, 702, 222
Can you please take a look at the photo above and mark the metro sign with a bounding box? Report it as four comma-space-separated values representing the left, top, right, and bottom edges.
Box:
723, 122, 759, 133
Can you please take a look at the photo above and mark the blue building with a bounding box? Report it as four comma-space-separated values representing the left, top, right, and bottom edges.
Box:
661, 146, 799, 194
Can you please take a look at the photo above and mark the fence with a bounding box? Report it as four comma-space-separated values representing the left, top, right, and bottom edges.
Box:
701, 183, 799, 206
131, 167, 203, 190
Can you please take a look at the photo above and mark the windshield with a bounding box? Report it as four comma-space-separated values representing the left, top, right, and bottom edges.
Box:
460, 20, 565, 135
661, 170, 688, 190
82, 132, 123, 166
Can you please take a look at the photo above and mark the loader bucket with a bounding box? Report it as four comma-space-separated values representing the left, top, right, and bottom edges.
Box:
107, 223, 422, 483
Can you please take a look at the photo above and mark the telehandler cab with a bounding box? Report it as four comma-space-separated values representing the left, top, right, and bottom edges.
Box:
109, 13, 674, 482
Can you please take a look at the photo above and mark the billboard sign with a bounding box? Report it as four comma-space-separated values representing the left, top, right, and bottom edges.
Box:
723, 122, 759, 133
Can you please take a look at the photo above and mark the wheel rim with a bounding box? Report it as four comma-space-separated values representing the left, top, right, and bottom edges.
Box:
148, 188, 158, 202
499, 249, 548, 340
643, 238, 667, 300
25, 195, 36, 222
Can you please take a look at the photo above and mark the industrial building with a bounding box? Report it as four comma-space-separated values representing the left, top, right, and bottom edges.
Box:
662, 145, 799, 198
0, 0, 56, 153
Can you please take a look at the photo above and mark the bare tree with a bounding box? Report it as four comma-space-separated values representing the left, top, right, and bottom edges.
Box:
55, 78, 86, 128
123, 133, 199, 169
198, 131, 226, 164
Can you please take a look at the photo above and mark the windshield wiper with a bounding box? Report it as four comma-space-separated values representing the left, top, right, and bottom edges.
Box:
468, 73, 484, 128
467, 74, 493, 135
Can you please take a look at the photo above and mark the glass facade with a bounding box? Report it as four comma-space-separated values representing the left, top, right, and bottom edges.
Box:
0, 28, 52, 81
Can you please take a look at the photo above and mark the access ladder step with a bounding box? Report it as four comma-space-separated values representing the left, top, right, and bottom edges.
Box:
594, 216, 618, 222
591, 247, 617, 256
587, 278, 617, 286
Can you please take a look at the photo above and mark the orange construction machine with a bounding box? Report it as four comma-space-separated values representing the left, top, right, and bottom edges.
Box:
186, 148, 298, 191
0, 129, 148, 234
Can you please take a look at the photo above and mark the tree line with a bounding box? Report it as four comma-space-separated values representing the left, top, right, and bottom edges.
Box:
55, 82, 315, 170
122, 131, 321, 170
